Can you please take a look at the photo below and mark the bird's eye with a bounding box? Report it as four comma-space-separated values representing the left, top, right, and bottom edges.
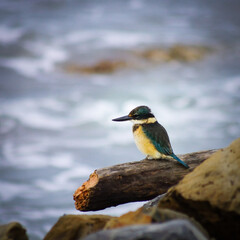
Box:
134, 114, 141, 119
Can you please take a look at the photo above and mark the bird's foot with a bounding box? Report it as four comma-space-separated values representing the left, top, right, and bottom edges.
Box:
146, 155, 155, 160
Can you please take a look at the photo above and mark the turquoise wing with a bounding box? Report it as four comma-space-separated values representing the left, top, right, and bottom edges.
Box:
142, 122, 173, 156
142, 122, 189, 168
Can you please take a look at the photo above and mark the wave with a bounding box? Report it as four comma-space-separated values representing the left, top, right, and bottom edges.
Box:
0, 25, 23, 44
0, 39, 67, 77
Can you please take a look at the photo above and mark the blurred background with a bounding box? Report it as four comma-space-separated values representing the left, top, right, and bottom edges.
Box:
0, 0, 240, 239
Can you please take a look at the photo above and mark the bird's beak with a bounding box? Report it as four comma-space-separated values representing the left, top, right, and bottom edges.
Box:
112, 115, 132, 121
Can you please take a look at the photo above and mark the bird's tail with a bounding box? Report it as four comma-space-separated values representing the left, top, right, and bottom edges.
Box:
171, 154, 189, 168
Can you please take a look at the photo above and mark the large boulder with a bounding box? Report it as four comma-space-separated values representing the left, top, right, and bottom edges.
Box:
44, 215, 114, 240
0, 222, 28, 240
159, 138, 240, 240
84, 219, 208, 240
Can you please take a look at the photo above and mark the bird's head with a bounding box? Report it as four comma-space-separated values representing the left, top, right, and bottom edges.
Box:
112, 105, 156, 124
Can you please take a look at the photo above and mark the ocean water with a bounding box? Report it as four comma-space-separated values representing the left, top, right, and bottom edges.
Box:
0, 0, 240, 239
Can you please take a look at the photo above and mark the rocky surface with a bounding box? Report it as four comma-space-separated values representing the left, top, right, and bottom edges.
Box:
63, 60, 128, 74
6, 138, 240, 240
44, 215, 114, 240
105, 205, 205, 233
104, 203, 209, 238
0, 222, 28, 240
159, 138, 240, 240
84, 220, 209, 240
104, 207, 153, 229
138, 45, 212, 62
63, 44, 213, 74
142, 193, 166, 211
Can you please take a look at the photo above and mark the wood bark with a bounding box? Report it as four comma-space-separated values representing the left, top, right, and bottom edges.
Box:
73, 149, 217, 211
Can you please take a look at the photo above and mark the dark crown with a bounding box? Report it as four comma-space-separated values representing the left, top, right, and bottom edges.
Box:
129, 106, 154, 120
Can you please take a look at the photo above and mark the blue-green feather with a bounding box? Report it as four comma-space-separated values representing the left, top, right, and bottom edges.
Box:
171, 153, 189, 168
151, 138, 172, 156
142, 122, 173, 155
142, 122, 189, 168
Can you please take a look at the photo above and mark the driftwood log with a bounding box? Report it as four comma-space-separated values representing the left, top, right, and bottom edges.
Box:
73, 149, 217, 211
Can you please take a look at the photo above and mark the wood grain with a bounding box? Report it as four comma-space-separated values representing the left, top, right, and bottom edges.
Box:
73, 149, 217, 211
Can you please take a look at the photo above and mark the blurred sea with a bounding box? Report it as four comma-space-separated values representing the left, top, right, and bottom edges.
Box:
0, 0, 240, 239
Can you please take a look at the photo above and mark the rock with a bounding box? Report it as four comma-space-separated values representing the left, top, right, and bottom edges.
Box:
105, 205, 209, 238
139, 48, 171, 62
84, 219, 209, 240
142, 193, 166, 211
0, 222, 28, 240
64, 60, 128, 74
44, 214, 114, 240
63, 44, 213, 75
159, 138, 240, 240
139, 45, 212, 62
104, 207, 152, 229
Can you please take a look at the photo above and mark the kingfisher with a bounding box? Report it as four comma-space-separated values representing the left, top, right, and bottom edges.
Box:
112, 105, 189, 168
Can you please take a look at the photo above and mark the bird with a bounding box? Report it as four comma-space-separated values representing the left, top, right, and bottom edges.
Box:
112, 105, 189, 168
